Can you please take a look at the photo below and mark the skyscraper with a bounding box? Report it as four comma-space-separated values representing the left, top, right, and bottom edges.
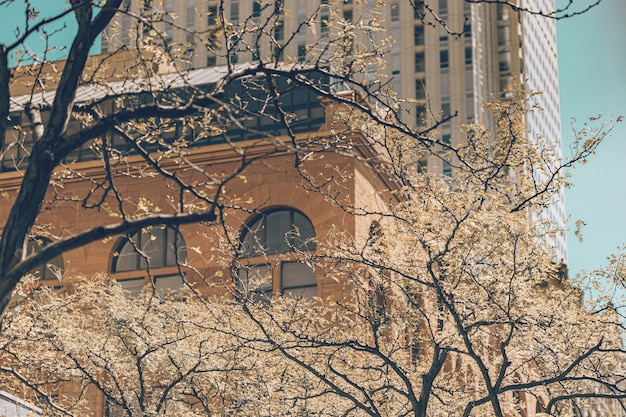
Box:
102, 0, 567, 260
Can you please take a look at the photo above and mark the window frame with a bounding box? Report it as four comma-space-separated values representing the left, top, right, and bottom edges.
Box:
236, 208, 317, 300
111, 226, 187, 295
26, 236, 64, 282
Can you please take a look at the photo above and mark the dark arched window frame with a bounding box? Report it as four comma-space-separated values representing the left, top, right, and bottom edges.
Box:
27, 236, 64, 281
236, 208, 317, 301
111, 226, 187, 296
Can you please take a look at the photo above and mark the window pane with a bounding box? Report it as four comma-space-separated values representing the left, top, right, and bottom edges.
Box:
293, 212, 316, 251
241, 218, 264, 256
238, 264, 272, 292
43, 253, 64, 280
415, 79, 427, 99
119, 278, 146, 297
285, 285, 317, 299
166, 228, 187, 265
114, 227, 186, 272
281, 261, 316, 298
26, 237, 64, 280
155, 274, 184, 295
230, 0, 239, 21
415, 52, 425, 72
142, 227, 165, 268
440, 50, 449, 69
115, 240, 138, 271
237, 264, 272, 302
440, 73, 450, 96
414, 25, 424, 45
265, 211, 291, 253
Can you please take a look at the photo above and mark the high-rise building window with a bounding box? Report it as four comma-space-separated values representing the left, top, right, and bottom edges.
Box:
186, 0, 195, 43
416, 104, 427, 126
207, 4, 217, 26
414, 2, 425, 19
120, 0, 132, 47
497, 26, 510, 46
442, 160, 452, 179
465, 47, 472, 65
415, 79, 427, 99
390, 0, 400, 23
253, 1, 262, 19
441, 103, 451, 117
499, 51, 511, 72
230, 0, 239, 22
439, 25, 448, 43
414, 25, 424, 46
440, 74, 450, 97
162, 0, 174, 45
497, 4, 509, 21
298, 43, 307, 62
466, 93, 475, 121
440, 50, 449, 69
275, 20, 284, 41
438, 0, 448, 15
464, 23, 472, 38
320, 5, 329, 36
415, 52, 425, 73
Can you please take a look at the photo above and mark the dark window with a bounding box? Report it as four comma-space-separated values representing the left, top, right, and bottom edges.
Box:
414, 25, 424, 45
443, 160, 452, 179
240, 209, 316, 256
230, 0, 239, 21
275, 20, 284, 41
297, 43, 307, 62
236, 264, 273, 303
497, 4, 509, 21
464, 23, 472, 37
416, 104, 427, 126
26, 237, 64, 281
321, 15, 329, 35
415, 79, 427, 100
112, 226, 187, 272
390, 1, 399, 22
440, 50, 449, 69
253, 1, 262, 18
237, 208, 316, 301
438, 0, 447, 14
281, 261, 316, 298
415, 52, 425, 72
498, 26, 510, 46
207, 5, 217, 26
414, 2, 424, 19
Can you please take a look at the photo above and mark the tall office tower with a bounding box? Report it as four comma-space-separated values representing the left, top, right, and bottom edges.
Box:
519, 1, 567, 263
101, 0, 566, 261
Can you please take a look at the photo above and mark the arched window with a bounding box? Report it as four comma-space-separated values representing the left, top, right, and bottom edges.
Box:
111, 226, 187, 296
236, 208, 316, 301
27, 237, 64, 281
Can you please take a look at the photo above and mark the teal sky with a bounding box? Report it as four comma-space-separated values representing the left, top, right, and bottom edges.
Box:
0, 1, 98, 65
0, 0, 624, 278
557, 0, 626, 278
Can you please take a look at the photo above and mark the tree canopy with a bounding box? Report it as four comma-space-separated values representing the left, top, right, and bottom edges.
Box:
0, 1, 623, 416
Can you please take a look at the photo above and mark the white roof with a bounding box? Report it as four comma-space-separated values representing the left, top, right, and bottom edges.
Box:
9, 62, 261, 113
